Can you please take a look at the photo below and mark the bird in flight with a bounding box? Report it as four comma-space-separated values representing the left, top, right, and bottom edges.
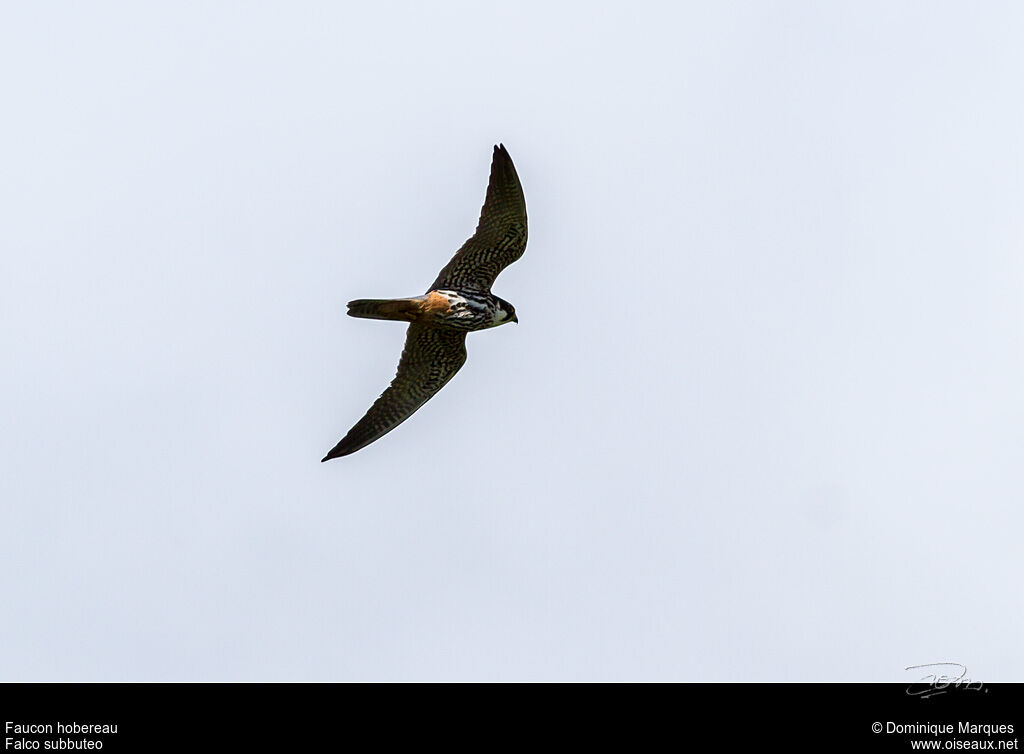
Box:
322, 144, 528, 461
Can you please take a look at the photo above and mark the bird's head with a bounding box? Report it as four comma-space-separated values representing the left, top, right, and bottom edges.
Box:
493, 296, 518, 326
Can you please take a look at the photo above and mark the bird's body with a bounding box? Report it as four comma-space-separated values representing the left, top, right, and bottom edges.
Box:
322, 144, 527, 461
346, 289, 516, 331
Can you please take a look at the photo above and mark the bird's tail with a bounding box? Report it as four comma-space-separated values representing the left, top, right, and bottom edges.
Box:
347, 298, 421, 322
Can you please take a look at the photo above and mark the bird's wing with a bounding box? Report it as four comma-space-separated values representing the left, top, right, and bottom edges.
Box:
430, 144, 528, 293
322, 324, 468, 460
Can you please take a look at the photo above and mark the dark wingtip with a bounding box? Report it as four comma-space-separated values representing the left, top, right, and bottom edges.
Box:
492, 144, 514, 171
322, 437, 361, 461
321, 445, 349, 462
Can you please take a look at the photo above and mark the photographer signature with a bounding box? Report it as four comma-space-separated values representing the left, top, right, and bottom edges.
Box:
905, 662, 984, 698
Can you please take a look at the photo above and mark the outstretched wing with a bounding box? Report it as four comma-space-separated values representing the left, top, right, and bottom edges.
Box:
430, 144, 528, 293
322, 324, 468, 460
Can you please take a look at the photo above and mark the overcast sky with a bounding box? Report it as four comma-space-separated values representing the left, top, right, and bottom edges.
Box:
2, 2, 1022, 681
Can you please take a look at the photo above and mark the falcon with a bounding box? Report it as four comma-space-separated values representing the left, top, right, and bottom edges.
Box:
321, 144, 528, 461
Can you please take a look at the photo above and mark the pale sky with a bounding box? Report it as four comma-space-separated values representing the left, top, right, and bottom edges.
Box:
1, 1, 1022, 681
